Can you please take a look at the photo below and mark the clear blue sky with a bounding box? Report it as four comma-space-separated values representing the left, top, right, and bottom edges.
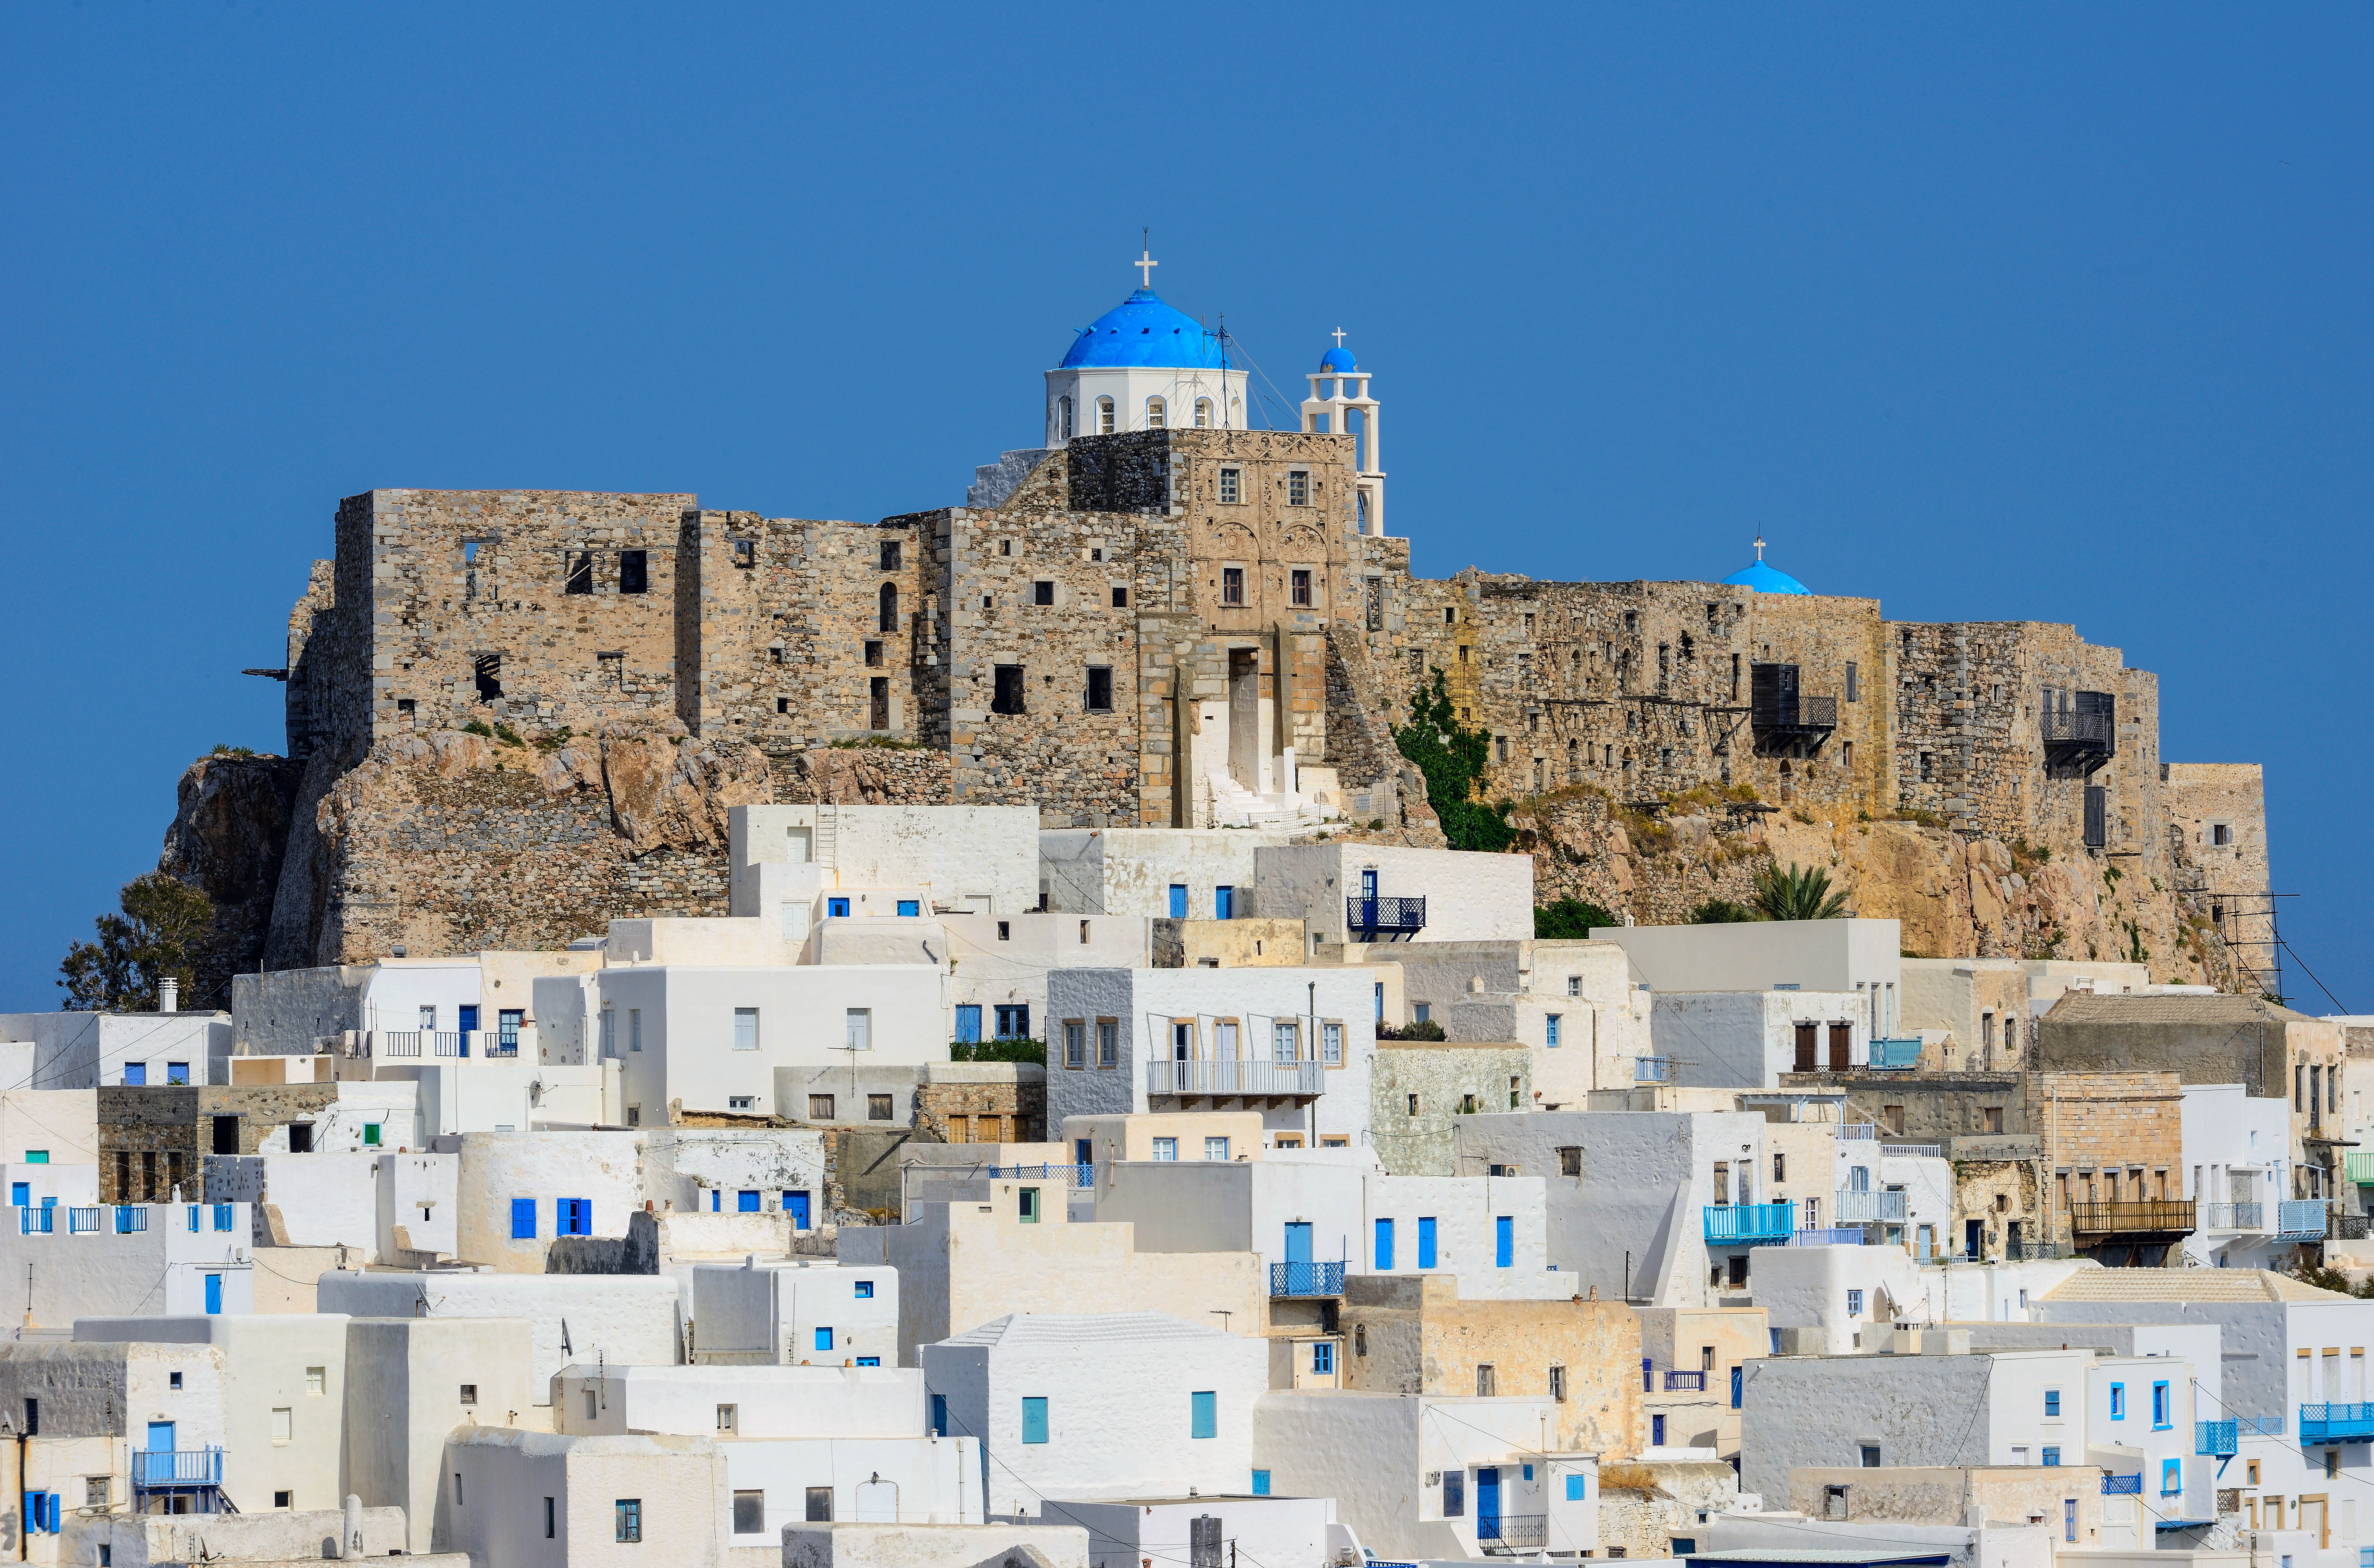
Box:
3, 5, 2367, 1010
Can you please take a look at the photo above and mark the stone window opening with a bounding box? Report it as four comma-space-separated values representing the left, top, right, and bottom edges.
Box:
865, 641, 883, 668
1706, 602, 1719, 629
1287, 470, 1311, 506
1657, 643, 1670, 690
731, 539, 756, 569
1146, 396, 1166, 428
1444, 607, 1457, 625
777, 698, 789, 713
1218, 467, 1242, 505
396, 698, 415, 716
1112, 586, 1128, 608
1000, 539, 1012, 557
1842, 740, 1853, 768
1844, 661, 1859, 702
474, 655, 502, 704
1623, 611, 1638, 634
1086, 666, 1114, 712
879, 583, 899, 633
1097, 396, 1115, 434
1222, 567, 1245, 606
462, 540, 482, 564
1195, 397, 1212, 427
619, 550, 648, 594
1032, 581, 1055, 607
1730, 653, 1741, 699
992, 665, 1026, 715
879, 540, 901, 572
1291, 570, 1313, 607
565, 551, 594, 595
869, 677, 889, 730
1919, 752, 1934, 782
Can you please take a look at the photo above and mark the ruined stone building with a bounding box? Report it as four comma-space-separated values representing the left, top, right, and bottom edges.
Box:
174, 267, 2271, 994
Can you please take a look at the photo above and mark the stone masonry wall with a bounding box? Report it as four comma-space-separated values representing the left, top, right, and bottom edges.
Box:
97, 1084, 337, 1202
2022, 1069, 2185, 1223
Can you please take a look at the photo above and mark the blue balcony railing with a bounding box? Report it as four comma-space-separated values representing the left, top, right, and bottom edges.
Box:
1868, 1039, 1922, 1069
67, 1206, 100, 1234
114, 1205, 146, 1234
2196, 1419, 2238, 1457
2277, 1200, 2328, 1241
1346, 896, 1426, 936
132, 1449, 223, 1488
1835, 1188, 1909, 1224
1663, 1369, 1706, 1391
1270, 1261, 1345, 1297
1704, 1201, 1795, 1245
1792, 1227, 1864, 1246
2103, 1474, 2142, 1496
16, 1206, 50, 1235
2235, 1414, 2285, 1437
2300, 1404, 2374, 1444
1634, 1056, 1673, 1083
986, 1164, 1095, 1189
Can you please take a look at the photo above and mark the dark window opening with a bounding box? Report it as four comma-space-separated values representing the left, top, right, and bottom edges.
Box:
731, 539, 756, 568
878, 583, 899, 634
565, 551, 594, 595
868, 1094, 894, 1121
869, 678, 890, 731
474, 655, 502, 704
1223, 568, 1245, 606
287, 1122, 313, 1154
992, 665, 1026, 715
734, 1491, 765, 1534
396, 698, 415, 715
805, 1487, 833, 1522
880, 540, 901, 571
776, 698, 790, 714
1032, 581, 1055, 607
1086, 667, 1114, 712
212, 1115, 240, 1155
865, 641, 884, 668
1112, 586, 1128, 609
619, 550, 647, 594
1292, 569, 1313, 607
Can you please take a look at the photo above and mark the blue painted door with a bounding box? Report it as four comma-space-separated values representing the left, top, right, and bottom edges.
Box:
955, 1006, 981, 1044
785, 1191, 811, 1229
1477, 1467, 1501, 1540
1374, 1218, 1393, 1270
457, 1005, 479, 1037
1214, 886, 1234, 920
147, 1422, 174, 1453
1418, 1217, 1438, 1268
1361, 869, 1379, 900
9, 1184, 26, 1208
203, 1274, 221, 1314
1495, 1216, 1513, 1267
1168, 884, 1188, 918
1283, 1222, 1312, 1266
1074, 1139, 1093, 1166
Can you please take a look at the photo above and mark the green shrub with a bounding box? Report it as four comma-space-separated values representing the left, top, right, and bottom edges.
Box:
1535, 898, 1617, 939
1392, 671, 1512, 853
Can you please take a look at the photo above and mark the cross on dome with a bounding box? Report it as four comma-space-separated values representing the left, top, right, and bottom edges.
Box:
1332, 328, 1348, 348
1135, 243, 1158, 288
1754, 535, 1766, 561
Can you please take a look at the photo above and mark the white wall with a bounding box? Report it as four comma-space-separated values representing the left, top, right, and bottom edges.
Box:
1586, 920, 1905, 1033
921, 1314, 1268, 1512
690, 1260, 899, 1366
452, 1131, 644, 1272
733, 805, 1041, 920
320, 1269, 679, 1405
1041, 829, 1293, 920
1255, 843, 1532, 945
1653, 992, 1871, 1087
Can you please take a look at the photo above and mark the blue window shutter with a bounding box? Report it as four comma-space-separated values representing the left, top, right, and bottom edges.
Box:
1652, 1414, 1665, 1445
739, 1191, 760, 1213
815, 1327, 833, 1351
511, 1198, 535, 1237
1021, 1397, 1048, 1444
931, 1394, 947, 1437
956, 1006, 981, 1043
1168, 884, 1187, 919
1191, 1391, 1216, 1439
1495, 1216, 1513, 1267
1566, 1475, 1585, 1502
1418, 1216, 1437, 1269
1251, 1470, 1270, 1497
1730, 1366, 1743, 1408
1373, 1218, 1393, 1271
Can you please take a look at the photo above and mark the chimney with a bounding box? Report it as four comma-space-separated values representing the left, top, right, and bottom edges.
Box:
158, 978, 178, 1014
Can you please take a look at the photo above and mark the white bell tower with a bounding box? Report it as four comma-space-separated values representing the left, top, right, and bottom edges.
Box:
1302, 331, 1385, 536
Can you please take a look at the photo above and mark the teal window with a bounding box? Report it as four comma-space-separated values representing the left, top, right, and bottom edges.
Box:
1252, 1470, 1270, 1496
22, 1153, 44, 1165
1191, 1391, 1216, 1438
1019, 1188, 1040, 1223
1021, 1397, 1048, 1444
897, 900, 920, 917
2153, 1380, 2172, 1429
1546, 1014, 1561, 1047
362, 1123, 381, 1146
2110, 1383, 2125, 1420
856, 1356, 880, 1367
2161, 1459, 2181, 1496
1566, 1475, 1586, 1501
828, 897, 851, 917
2044, 1389, 2060, 1417
854, 1281, 874, 1299
815, 1327, 833, 1351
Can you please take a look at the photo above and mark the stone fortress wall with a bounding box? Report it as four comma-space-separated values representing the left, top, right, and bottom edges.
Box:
166, 424, 2269, 994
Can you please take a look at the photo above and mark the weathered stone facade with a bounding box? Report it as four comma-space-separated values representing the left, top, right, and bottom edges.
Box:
97, 1084, 338, 1203
1368, 1041, 1533, 1176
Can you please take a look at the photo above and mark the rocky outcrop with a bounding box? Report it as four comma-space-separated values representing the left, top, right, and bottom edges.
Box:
156, 753, 306, 1007
1519, 785, 2255, 987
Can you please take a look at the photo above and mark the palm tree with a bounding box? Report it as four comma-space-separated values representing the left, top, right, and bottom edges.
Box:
1752, 861, 1851, 922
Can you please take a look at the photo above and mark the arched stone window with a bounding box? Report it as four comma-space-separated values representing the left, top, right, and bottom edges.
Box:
1145, 397, 1166, 429
1096, 397, 1115, 435
1194, 398, 1212, 428
878, 582, 898, 635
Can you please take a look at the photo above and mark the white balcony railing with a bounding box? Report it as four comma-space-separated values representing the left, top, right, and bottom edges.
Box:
1835, 1188, 1909, 1224
1144, 1060, 1325, 1098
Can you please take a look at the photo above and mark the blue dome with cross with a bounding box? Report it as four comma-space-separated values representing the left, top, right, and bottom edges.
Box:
1320, 345, 1357, 372
1720, 537, 1812, 594
1059, 289, 1229, 370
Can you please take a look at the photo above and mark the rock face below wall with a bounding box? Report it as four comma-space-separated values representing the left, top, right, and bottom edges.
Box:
1519, 787, 2255, 988
156, 753, 307, 1009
